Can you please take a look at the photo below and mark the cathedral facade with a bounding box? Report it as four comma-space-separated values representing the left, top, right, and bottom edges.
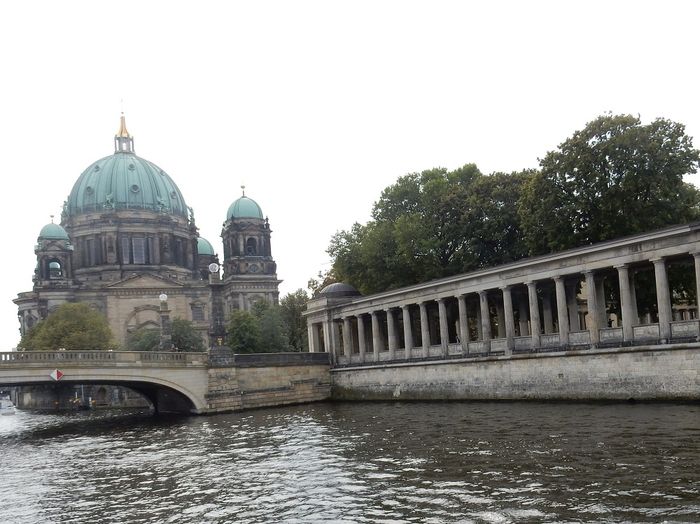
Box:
14, 116, 281, 349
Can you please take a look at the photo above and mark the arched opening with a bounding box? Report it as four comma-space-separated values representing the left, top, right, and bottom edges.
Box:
48, 259, 63, 279
246, 237, 257, 255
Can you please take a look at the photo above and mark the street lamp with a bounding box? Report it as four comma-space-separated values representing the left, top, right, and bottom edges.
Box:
159, 293, 172, 351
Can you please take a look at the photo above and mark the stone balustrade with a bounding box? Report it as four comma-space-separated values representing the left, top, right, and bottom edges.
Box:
304, 223, 700, 366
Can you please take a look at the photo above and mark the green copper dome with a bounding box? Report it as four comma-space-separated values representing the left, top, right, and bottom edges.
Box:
65, 153, 188, 217
39, 222, 69, 240
227, 195, 263, 220
197, 237, 215, 256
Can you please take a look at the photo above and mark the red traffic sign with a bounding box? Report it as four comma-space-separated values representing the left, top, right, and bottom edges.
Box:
50, 369, 64, 381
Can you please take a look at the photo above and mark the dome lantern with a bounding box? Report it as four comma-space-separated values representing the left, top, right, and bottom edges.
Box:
114, 113, 134, 154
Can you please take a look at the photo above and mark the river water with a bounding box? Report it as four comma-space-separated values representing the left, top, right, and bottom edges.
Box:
0, 401, 698, 523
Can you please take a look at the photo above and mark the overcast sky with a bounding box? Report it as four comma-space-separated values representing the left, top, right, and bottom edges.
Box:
1, 1, 699, 350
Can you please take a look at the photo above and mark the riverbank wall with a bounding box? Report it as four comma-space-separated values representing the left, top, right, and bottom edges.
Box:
206, 351, 331, 413
330, 343, 700, 401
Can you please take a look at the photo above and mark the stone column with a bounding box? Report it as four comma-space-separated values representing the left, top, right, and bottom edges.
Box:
357, 314, 367, 361
457, 295, 469, 354
629, 271, 639, 324
331, 321, 341, 363
542, 292, 554, 334
371, 312, 382, 361
437, 298, 449, 356
386, 308, 398, 360
496, 302, 505, 338
694, 253, 700, 321
479, 291, 491, 352
652, 258, 672, 341
342, 317, 353, 357
501, 286, 515, 355
402, 305, 413, 359
308, 323, 317, 352
585, 271, 599, 345
526, 281, 541, 348
419, 301, 430, 357
615, 265, 635, 342
566, 281, 579, 331
518, 294, 529, 337
554, 276, 569, 346
595, 276, 607, 328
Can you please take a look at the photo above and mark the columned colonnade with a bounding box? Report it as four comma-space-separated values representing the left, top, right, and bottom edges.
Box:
305, 224, 700, 366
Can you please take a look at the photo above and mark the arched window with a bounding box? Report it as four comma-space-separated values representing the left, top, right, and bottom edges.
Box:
246, 237, 257, 256
48, 260, 62, 279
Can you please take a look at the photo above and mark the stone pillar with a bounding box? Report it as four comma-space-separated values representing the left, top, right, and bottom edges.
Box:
402, 305, 413, 359
357, 314, 367, 361
437, 298, 449, 356
694, 253, 700, 321
542, 292, 554, 334
566, 281, 579, 331
585, 271, 599, 345
652, 258, 672, 342
476, 305, 483, 340
331, 321, 341, 363
386, 308, 398, 360
457, 295, 469, 354
371, 312, 382, 361
419, 301, 430, 357
615, 265, 635, 342
518, 294, 529, 336
308, 323, 316, 352
479, 291, 491, 352
554, 276, 569, 346
595, 276, 607, 328
495, 302, 505, 338
629, 271, 639, 324
526, 281, 541, 348
342, 317, 353, 357
501, 286, 515, 355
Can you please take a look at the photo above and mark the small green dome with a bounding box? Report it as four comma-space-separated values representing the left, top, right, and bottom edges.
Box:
227, 195, 263, 220
65, 153, 188, 217
197, 237, 215, 256
39, 222, 69, 240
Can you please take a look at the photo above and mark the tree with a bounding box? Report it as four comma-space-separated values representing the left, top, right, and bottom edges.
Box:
226, 309, 262, 353
126, 327, 160, 352
251, 301, 290, 352
19, 302, 115, 351
519, 114, 700, 254
171, 318, 205, 352
126, 318, 205, 352
279, 289, 309, 351
329, 165, 530, 294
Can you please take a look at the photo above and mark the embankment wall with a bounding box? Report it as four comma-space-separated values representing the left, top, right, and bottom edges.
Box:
331, 344, 700, 401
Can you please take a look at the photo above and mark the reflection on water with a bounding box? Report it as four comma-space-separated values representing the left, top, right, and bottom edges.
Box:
1, 402, 699, 523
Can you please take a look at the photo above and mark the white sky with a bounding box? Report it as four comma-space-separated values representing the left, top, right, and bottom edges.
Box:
1, 0, 699, 350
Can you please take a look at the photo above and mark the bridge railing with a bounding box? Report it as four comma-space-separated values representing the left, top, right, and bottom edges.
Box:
0, 351, 208, 366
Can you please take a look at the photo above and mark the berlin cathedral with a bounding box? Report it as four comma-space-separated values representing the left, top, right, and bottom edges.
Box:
14, 115, 281, 348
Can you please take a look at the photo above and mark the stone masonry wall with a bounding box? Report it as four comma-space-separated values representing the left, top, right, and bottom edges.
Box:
331, 343, 700, 401
204, 352, 330, 414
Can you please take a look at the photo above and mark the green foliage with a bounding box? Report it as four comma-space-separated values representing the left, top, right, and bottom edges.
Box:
519, 114, 700, 254
279, 289, 309, 351
127, 327, 160, 352
226, 309, 262, 353
19, 302, 115, 351
171, 318, 205, 352
126, 318, 205, 352
226, 301, 293, 353
327, 113, 700, 296
329, 165, 530, 294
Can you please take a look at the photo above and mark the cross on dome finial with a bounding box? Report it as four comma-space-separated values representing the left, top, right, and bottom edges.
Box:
50, 215, 54, 223
241, 185, 246, 196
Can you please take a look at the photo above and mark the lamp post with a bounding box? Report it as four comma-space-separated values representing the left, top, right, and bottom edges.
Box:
159, 293, 172, 351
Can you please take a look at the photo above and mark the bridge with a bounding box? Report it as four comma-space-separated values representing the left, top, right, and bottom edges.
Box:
0, 350, 330, 414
